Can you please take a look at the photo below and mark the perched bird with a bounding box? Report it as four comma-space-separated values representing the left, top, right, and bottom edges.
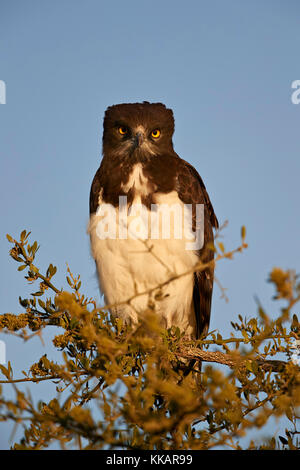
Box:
88, 102, 218, 339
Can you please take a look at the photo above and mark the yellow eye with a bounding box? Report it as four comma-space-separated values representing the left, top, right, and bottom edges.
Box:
151, 129, 161, 139
118, 126, 128, 135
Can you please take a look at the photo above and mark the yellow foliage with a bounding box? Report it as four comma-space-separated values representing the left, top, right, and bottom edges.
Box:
0, 230, 299, 450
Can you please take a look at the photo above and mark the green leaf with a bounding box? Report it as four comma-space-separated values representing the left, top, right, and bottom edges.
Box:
19, 297, 29, 307
241, 225, 246, 240
292, 314, 299, 329
241, 330, 249, 341
218, 242, 225, 253
7, 361, 12, 379
46, 264, 57, 278
20, 230, 27, 242
75, 281, 81, 291
250, 360, 258, 374
38, 299, 46, 309
41, 355, 50, 369
0, 364, 9, 379
18, 265, 27, 271
31, 241, 39, 255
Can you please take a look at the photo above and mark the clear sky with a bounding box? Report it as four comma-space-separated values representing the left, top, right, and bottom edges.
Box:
0, 0, 300, 449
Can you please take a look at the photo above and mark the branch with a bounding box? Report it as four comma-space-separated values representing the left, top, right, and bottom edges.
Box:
0, 371, 88, 385
176, 346, 288, 372
0, 374, 60, 384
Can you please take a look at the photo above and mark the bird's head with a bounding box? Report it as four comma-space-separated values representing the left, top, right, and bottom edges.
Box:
102, 101, 175, 161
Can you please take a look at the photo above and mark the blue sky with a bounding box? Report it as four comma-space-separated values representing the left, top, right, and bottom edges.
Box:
0, 0, 300, 449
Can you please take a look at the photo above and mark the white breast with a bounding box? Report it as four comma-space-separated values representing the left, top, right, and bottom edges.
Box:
121, 163, 151, 199
88, 165, 199, 337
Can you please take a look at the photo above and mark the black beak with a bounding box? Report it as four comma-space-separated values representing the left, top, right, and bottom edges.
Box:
133, 131, 143, 148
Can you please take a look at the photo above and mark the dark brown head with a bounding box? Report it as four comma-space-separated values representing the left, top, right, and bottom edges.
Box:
102, 101, 175, 162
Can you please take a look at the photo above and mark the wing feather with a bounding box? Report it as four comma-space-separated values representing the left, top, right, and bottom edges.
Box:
176, 158, 218, 339
89, 167, 103, 215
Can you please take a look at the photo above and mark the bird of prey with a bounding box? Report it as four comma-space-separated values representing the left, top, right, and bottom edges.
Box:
88, 102, 218, 339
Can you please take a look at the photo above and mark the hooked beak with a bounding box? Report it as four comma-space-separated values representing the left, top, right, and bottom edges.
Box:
133, 131, 143, 148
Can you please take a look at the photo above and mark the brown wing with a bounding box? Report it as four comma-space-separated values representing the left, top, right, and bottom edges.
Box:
176, 157, 218, 339
89, 165, 104, 215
